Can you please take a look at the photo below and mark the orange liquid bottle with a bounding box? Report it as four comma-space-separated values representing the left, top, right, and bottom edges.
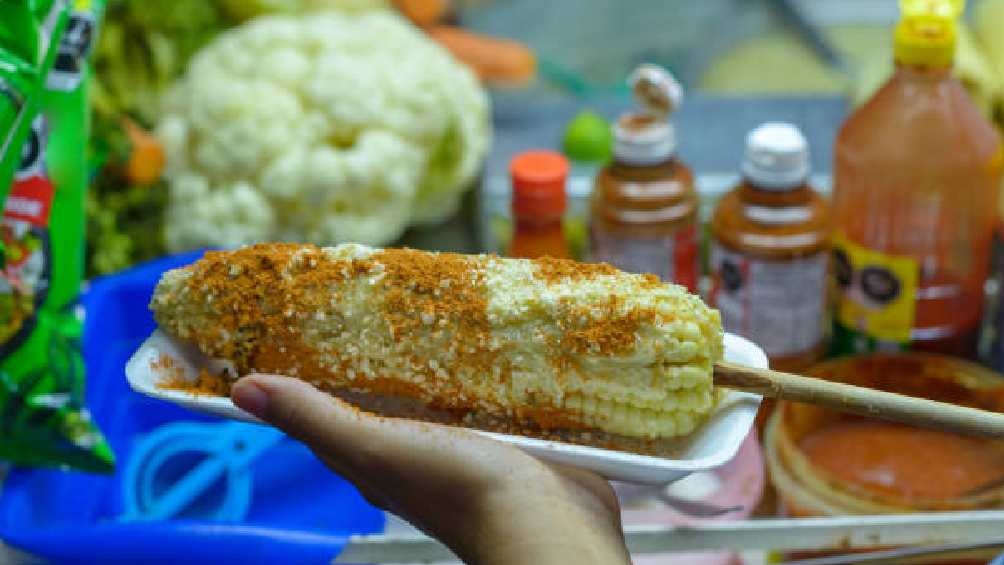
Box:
507, 150, 571, 259
831, 0, 1003, 356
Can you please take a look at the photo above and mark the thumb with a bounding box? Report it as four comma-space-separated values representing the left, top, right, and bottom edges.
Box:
232, 374, 394, 508
231, 374, 370, 461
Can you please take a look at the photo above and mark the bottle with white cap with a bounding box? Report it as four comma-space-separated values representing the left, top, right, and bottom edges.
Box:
710, 122, 831, 373
589, 64, 699, 291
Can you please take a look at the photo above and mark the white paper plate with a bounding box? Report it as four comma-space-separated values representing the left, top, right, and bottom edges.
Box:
126, 330, 766, 484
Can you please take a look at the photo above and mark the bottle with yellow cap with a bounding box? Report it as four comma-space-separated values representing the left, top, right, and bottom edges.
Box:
831, 0, 1003, 356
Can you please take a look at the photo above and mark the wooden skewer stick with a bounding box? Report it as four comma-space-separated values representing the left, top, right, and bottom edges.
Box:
713, 361, 1004, 438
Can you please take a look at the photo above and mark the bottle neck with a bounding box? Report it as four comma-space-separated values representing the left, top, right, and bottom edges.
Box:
892, 62, 953, 82
514, 215, 563, 229
609, 155, 678, 180
739, 181, 814, 205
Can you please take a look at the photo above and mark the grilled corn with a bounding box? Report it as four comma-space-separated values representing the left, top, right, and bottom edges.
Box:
151, 243, 723, 439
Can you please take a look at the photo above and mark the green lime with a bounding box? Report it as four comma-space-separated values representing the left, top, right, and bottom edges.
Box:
562, 110, 613, 163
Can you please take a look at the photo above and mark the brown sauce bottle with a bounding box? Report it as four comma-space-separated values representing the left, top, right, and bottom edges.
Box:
589, 65, 699, 292
710, 122, 830, 373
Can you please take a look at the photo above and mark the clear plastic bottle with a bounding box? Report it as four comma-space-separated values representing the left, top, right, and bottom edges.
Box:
711, 123, 830, 373
589, 65, 699, 291
831, 0, 1003, 357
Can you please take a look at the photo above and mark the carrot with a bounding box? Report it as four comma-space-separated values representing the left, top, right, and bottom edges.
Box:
428, 25, 536, 87
122, 118, 165, 186
394, 0, 449, 28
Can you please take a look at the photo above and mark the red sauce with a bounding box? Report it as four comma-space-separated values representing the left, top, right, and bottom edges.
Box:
799, 419, 1004, 501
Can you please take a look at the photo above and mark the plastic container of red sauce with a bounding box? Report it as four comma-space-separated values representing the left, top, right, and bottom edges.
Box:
765, 353, 1004, 563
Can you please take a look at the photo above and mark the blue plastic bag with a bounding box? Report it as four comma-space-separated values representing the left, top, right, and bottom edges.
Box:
0, 253, 385, 564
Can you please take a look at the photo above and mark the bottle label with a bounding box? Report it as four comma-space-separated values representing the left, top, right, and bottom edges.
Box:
1, 115, 53, 354
831, 232, 918, 348
590, 224, 698, 291
743, 205, 813, 225
710, 243, 828, 357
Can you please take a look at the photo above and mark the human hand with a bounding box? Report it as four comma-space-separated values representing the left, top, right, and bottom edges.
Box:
232, 374, 631, 565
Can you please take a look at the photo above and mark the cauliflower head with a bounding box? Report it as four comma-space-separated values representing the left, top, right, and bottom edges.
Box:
218, 0, 389, 23
158, 10, 490, 252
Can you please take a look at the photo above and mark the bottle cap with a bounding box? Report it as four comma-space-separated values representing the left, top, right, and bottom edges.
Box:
629, 64, 684, 120
613, 116, 676, 165
613, 65, 682, 166
742, 122, 810, 190
894, 0, 962, 67
510, 150, 568, 219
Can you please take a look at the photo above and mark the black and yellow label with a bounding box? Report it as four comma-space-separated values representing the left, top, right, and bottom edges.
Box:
832, 232, 918, 343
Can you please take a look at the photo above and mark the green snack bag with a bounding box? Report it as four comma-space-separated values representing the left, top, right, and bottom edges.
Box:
0, 54, 36, 203
0, 0, 66, 220
0, 2, 40, 66
0, 0, 113, 472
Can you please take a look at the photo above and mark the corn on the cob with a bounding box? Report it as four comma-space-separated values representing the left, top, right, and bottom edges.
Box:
151, 243, 723, 439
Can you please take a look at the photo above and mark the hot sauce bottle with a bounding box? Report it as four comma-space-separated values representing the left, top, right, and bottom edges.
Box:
831, 0, 1002, 357
507, 150, 571, 259
711, 122, 830, 373
589, 64, 699, 291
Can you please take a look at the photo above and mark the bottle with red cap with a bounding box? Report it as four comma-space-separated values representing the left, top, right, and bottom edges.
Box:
508, 150, 571, 259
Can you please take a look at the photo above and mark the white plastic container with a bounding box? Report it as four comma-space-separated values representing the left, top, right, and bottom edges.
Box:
126, 331, 766, 484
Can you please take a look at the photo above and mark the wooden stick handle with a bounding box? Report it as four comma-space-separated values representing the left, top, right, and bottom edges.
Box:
713, 361, 1004, 438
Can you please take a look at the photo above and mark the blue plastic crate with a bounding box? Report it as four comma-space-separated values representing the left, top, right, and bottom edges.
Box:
0, 253, 384, 564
